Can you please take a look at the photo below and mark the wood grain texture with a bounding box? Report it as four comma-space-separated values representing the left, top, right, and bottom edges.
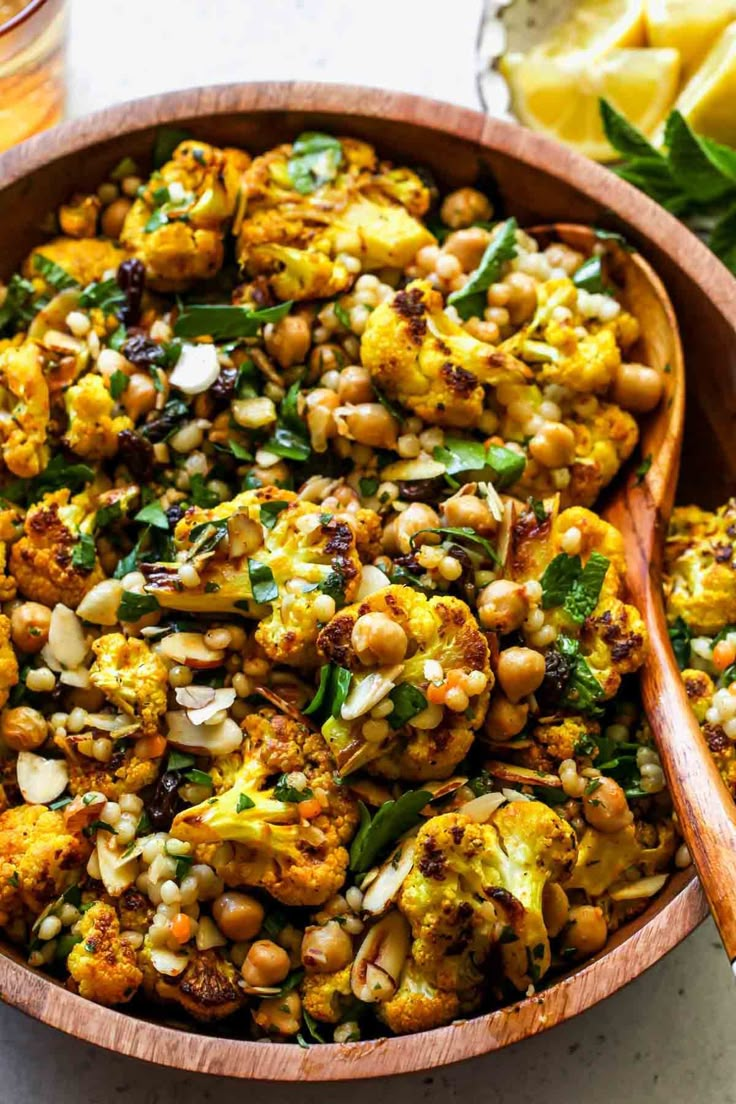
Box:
0, 80, 732, 1078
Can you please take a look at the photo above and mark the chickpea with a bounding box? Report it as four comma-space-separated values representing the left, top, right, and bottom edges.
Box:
352, 611, 408, 666
306, 387, 340, 452
528, 423, 577, 470
265, 313, 312, 369
241, 939, 292, 988
337, 365, 374, 405
253, 991, 302, 1037
477, 580, 529, 634
212, 892, 264, 942
464, 318, 500, 344
559, 905, 608, 960
582, 775, 633, 833
442, 494, 496, 535
309, 343, 345, 378
121, 372, 156, 422
483, 693, 528, 742
386, 502, 440, 555
10, 602, 51, 654
0, 706, 47, 751
542, 882, 570, 938
100, 196, 132, 239
544, 243, 583, 275
442, 227, 492, 273
343, 403, 398, 449
496, 646, 546, 703
440, 187, 493, 230
59, 194, 100, 239
612, 363, 663, 413
250, 461, 290, 487
505, 271, 538, 325
301, 920, 354, 973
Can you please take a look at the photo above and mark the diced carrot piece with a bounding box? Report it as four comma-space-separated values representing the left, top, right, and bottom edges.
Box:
713, 640, 736, 672
170, 913, 191, 944
427, 682, 446, 705
135, 734, 167, 760
298, 797, 322, 820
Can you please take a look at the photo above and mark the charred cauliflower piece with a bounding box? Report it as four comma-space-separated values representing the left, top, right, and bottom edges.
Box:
301, 963, 353, 1024
566, 825, 642, 897
64, 374, 132, 460
121, 140, 249, 290
145, 947, 246, 1021
9, 489, 104, 608
24, 238, 127, 287
378, 958, 461, 1035
67, 901, 143, 1006
171, 709, 359, 906
0, 805, 90, 925
0, 614, 18, 708
664, 501, 736, 636
317, 585, 491, 780
89, 633, 168, 738
399, 803, 576, 992
361, 280, 530, 427
142, 486, 362, 667
0, 340, 50, 478
236, 137, 434, 301
55, 732, 159, 800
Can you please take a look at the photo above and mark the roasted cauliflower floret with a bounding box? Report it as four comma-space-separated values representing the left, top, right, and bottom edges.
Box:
361, 280, 529, 427
399, 803, 577, 992
121, 140, 249, 290
0, 340, 50, 478
89, 633, 168, 738
378, 958, 461, 1035
171, 709, 359, 906
64, 374, 132, 460
0, 614, 18, 709
682, 668, 715, 723
142, 486, 362, 667
664, 501, 736, 636
24, 238, 127, 288
317, 585, 492, 779
236, 138, 434, 301
9, 489, 104, 608
54, 732, 159, 799
0, 805, 90, 925
565, 824, 642, 897
301, 964, 353, 1024
67, 901, 143, 1005
145, 947, 246, 1021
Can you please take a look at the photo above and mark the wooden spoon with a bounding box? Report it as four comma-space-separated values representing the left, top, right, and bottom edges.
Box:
532, 224, 736, 970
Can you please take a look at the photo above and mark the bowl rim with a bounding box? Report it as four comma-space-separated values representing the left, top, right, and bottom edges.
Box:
0, 80, 723, 1079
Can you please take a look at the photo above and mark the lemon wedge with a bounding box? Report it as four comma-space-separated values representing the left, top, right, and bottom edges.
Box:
501, 48, 680, 162
644, 1, 736, 78
673, 21, 736, 145
535, 0, 646, 58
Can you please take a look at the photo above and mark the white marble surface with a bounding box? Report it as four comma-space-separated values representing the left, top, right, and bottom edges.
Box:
1, 0, 733, 1099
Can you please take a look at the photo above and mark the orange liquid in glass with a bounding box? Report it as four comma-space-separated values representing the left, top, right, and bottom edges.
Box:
0, 0, 67, 152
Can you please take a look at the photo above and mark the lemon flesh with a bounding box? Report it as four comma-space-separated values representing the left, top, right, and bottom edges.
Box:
674, 21, 736, 145
537, 0, 646, 58
501, 48, 680, 162
644, 0, 736, 78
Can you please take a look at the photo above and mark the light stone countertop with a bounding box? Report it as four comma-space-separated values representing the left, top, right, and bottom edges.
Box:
2, 1, 732, 1099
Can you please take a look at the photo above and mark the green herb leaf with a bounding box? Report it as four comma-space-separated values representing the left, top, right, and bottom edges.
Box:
557, 635, 604, 714
600, 99, 665, 162
334, 301, 351, 329
664, 111, 736, 203
0, 274, 38, 334
184, 768, 213, 788
227, 439, 253, 461
528, 497, 547, 523
188, 473, 220, 508
134, 501, 170, 530
331, 667, 352, 719
287, 132, 343, 194
95, 501, 123, 530
109, 369, 129, 400
71, 533, 97, 572
236, 793, 256, 812
273, 775, 313, 803
174, 302, 292, 340
387, 684, 427, 730
359, 476, 379, 498
144, 208, 169, 233
248, 559, 278, 603
319, 569, 347, 606
572, 256, 610, 295
564, 551, 610, 623
266, 424, 311, 462
434, 437, 525, 489
710, 203, 736, 274
1, 454, 95, 506
117, 591, 160, 621
33, 253, 78, 290
409, 526, 499, 565
303, 665, 334, 716
349, 789, 433, 874
167, 750, 195, 772
634, 454, 653, 484
260, 500, 289, 531
301, 1009, 326, 1044
263, 908, 287, 938
668, 616, 692, 670
447, 218, 518, 319
79, 277, 126, 315
153, 126, 193, 168
540, 553, 582, 609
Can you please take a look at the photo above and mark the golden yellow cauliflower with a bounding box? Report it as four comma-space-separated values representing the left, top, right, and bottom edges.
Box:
89, 633, 168, 737
361, 279, 530, 427
141, 946, 245, 1021
236, 138, 434, 301
0, 805, 90, 925
9, 489, 104, 608
121, 140, 249, 290
24, 238, 127, 287
55, 731, 159, 799
67, 901, 143, 1006
0, 340, 49, 478
664, 501, 736, 636
64, 374, 132, 460
0, 614, 18, 709
301, 964, 353, 1024
378, 959, 461, 1035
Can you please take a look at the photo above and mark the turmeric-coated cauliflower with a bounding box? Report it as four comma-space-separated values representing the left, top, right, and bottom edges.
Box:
0, 804, 90, 925
121, 140, 249, 291
664, 501, 736, 636
236, 138, 434, 301
142, 486, 362, 667
565, 824, 642, 897
64, 374, 132, 460
399, 802, 577, 992
301, 964, 353, 1024
361, 280, 530, 427
142, 946, 246, 1021
317, 585, 492, 779
67, 901, 143, 1005
24, 238, 127, 288
378, 958, 461, 1035
0, 614, 18, 709
54, 731, 159, 799
171, 708, 360, 906
89, 633, 168, 738
0, 340, 50, 478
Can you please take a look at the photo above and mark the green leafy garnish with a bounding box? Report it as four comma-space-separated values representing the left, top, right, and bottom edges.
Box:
287, 132, 343, 194
434, 436, 525, 489
634, 455, 653, 484
32, 253, 78, 290
248, 559, 278, 603
304, 663, 354, 719
71, 533, 97, 572
117, 591, 160, 621
0, 274, 38, 334
572, 256, 611, 295
236, 793, 256, 812
557, 635, 604, 714
184, 768, 213, 788
174, 301, 292, 340
387, 684, 427, 730
79, 277, 126, 314
109, 369, 129, 400
334, 301, 351, 329
273, 775, 314, 803
541, 551, 610, 622
359, 476, 379, 498
349, 788, 433, 874
134, 501, 170, 530
447, 218, 518, 319
410, 526, 499, 565
668, 616, 692, 670
167, 750, 195, 772
1, 454, 94, 506
260, 500, 289, 530
188, 473, 220, 508
152, 126, 193, 168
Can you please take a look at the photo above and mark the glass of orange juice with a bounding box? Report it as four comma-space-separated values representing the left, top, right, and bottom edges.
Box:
0, 0, 67, 153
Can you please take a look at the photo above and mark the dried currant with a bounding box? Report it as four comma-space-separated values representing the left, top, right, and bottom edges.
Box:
209, 365, 237, 403
398, 476, 446, 504
116, 257, 145, 325
535, 649, 573, 711
122, 333, 166, 369
147, 770, 183, 832
117, 428, 154, 479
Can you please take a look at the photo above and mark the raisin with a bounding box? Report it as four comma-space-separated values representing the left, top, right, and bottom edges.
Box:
166, 504, 185, 528
535, 650, 573, 711
210, 365, 237, 403
397, 476, 446, 503
116, 257, 145, 326
117, 428, 154, 479
122, 333, 166, 369
147, 771, 183, 832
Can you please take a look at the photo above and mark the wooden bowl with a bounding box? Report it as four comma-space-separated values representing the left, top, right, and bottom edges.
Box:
0, 82, 734, 1080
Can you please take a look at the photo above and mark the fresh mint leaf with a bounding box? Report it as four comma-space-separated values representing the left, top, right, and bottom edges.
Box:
664, 111, 736, 203
117, 591, 160, 620
167, 750, 195, 772
71, 533, 96, 572
79, 277, 127, 315
359, 476, 379, 497
287, 132, 343, 195
95, 500, 123, 530
331, 667, 352, 718
1, 454, 94, 506
32, 253, 78, 290
134, 501, 170, 530
600, 99, 664, 162
184, 768, 213, 788
540, 553, 582, 608
634, 454, 653, 484
304, 664, 334, 716
144, 208, 169, 233
260, 500, 289, 530
266, 424, 311, 462
557, 635, 604, 714
564, 551, 609, 623
227, 439, 253, 461
434, 436, 524, 489
0, 274, 38, 334
387, 684, 427, 730
273, 775, 313, 803
174, 301, 292, 340
710, 204, 736, 274
188, 474, 219, 508
109, 369, 129, 400
573, 256, 610, 295
447, 218, 518, 319
668, 616, 692, 669
248, 559, 278, 603
334, 302, 351, 329
349, 789, 433, 874
152, 127, 193, 167
410, 525, 499, 565
236, 793, 256, 812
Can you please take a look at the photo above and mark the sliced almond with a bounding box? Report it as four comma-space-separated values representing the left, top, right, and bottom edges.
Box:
16, 752, 68, 805
150, 947, 190, 977
158, 632, 225, 669
351, 911, 410, 1004
341, 665, 403, 722
355, 565, 391, 600
483, 760, 562, 789
195, 916, 227, 952
96, 830, 139, 896
608, 874, 668, 901
48, 604, 87, 669
362, 838, 417, 917
168, 342, 220, 395
461, 791, 507, 822
59, 667, 91, 689
186, 687, 237, 726
175, 685, 216, 711
166, 712, 243, 756
228, 514, 262, 558
85, 712, 139, 733
76, 579, 124, 625
63, 791, 107, 832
